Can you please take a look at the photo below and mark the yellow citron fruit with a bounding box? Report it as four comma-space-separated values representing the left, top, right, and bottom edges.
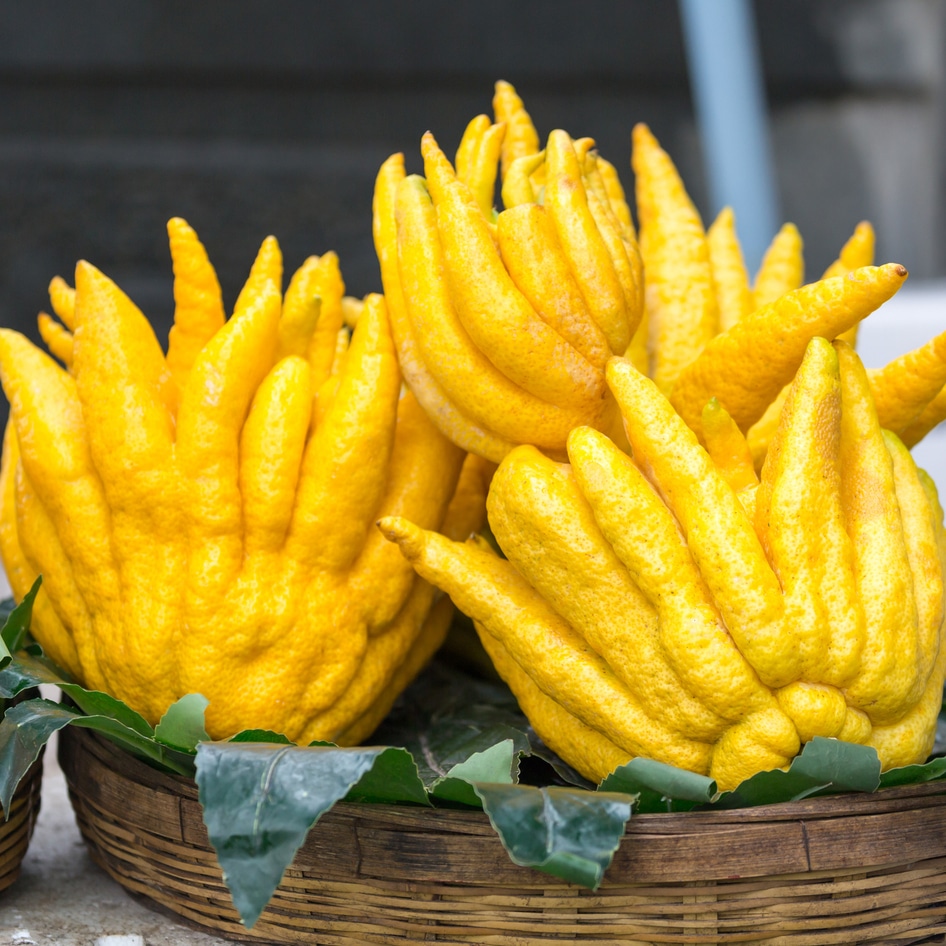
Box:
372, 86, 642, 463
0, 219, 477, 746
380, 338, 946, 789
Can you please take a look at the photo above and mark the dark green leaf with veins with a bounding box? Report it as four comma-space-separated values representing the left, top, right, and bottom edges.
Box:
475, 783, 633, 889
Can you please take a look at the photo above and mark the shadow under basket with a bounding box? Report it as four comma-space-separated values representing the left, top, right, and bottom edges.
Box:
0, 751, 42, 895
59, 726, 946, 946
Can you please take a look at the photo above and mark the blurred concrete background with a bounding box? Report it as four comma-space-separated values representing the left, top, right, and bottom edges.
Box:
0, 0, 944, 409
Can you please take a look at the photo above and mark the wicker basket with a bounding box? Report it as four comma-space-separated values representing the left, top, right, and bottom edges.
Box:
0, 752, 42, 895
59, 725, 946, 945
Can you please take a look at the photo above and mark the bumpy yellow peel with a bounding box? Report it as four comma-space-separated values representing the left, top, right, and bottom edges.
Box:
0, 221, 472, 746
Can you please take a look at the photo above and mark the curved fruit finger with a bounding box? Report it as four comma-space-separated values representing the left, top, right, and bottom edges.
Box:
755, 338, 862, 694
546, 129, 632, 354
476, 625, 632, 783
240, 355, 312, 555
465, 120, 506, 217
304, 251, 346, 390
633, 122, 718, 392
278, 256, 323, 361
373, 153, 513, 463
288, 294, 400, 572
455, 114, 491, 186
701, 398, 758, 493
607, 357, 789, 688
0, 331, 117, 607
492, 80, 541, 180
165, 217, 226, 401
707, 207, 751, 332
900, 384, 946, 448
500, 150, 545, 209
37, 312, 74, 367
496, 202, 611, 370
582, 151, 643, 329
177, 273, 281, 591
882, 431, 942, 690
347, 391, 464, 629
751, 222, 804, 309
0, 424, 83, 678
868, 326, 946, 433
835, 343, 921, 724
595, 154, 636, 242
422, 132, 605, 411
823, 221, 875, 348
48, 275, 76, 330
669, 263, 909, 436
488, 443, 723, 741
72, 261, 176, 500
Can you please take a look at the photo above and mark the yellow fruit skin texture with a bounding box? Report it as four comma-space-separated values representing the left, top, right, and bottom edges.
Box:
373, 87, 640, 463
0, 224, 471, 745
632, 123, 718, 394
707, 207, 752, 333
381, 339, 946, 789
670, 263, 908, 438
751, 222, 804, 310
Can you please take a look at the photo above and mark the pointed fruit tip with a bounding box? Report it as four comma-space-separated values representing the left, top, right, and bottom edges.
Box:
376, 516, 420, 558
632, 122, 655, 144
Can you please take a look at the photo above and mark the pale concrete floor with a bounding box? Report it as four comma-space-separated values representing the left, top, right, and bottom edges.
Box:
0, 733, 232, 946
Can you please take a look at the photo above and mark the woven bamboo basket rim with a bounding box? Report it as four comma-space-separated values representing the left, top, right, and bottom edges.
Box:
0, 751, 43, 896
60, 725, 946, 945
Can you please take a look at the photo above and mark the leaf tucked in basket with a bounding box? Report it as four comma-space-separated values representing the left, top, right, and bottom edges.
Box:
475, 783, 634, 888
0, 577, 39, 669
196, 742, 430, 927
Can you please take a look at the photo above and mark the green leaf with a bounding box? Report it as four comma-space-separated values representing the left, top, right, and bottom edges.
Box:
59, 682, 156, 739
879, 754, 946, 788
712, 738, 881, 809
791, 737, 882, 791
0, 651, 77, 698
0, 598, 15, 628
0, 649, 156, 740
229, 729, 293, 745
0, 695, 190, 812
523, 728, 595, 789
474, 783, 633, 889
195, 742, 391, 928
345, 746, 430, 806
0, 698, 72, 815
600, 756, 718, 813
432, 739, 520, 807
155, 694, 210, 751
0, 578, 41, 663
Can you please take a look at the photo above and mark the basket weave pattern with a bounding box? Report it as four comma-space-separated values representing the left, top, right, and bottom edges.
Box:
0, 754, 42, 895
60, 726, 946, 945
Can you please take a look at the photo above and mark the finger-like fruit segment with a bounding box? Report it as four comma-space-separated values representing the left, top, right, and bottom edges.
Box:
633, 123, 717, 393
669, 264, 909, 437
752, 223, 804, 310
707, 208, 752, 332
